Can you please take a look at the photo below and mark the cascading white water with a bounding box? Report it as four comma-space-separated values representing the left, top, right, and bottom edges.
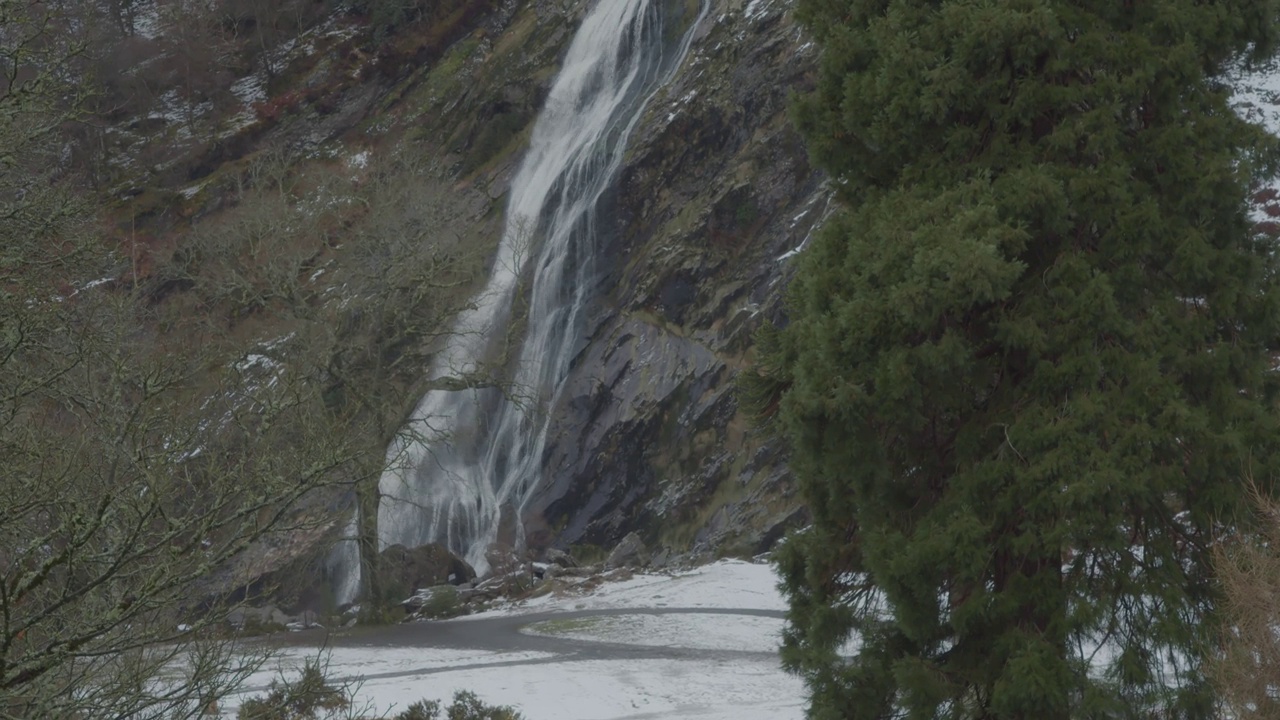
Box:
332, 0, 705, 602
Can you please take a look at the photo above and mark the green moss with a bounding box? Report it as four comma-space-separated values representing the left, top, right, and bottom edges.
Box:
569, 542, 608, 565
492, 10, 538, 59
422, 38, 481, 103
416, 585, 465, 619
111, 187, 182, 225
460, 110, 533, 177
358, 603, 407, 625
662, 0, 703, 45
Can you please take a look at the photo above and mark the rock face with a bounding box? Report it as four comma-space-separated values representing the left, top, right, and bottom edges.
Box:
377, 543, 477, 598
299, 0, 819, 579
519, 0, 821, 559
234, 0, 821, 597
112, 0, 823, 612
605, 532, 648, 570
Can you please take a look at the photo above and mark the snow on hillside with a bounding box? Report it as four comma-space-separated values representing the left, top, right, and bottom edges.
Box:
1232, 59, 1280, 226
1232, 59, 1280, 134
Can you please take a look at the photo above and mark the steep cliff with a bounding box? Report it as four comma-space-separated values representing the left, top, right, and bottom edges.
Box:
523, 0, 826, 560
104, 0, 825, 592
379, 0, 829, 563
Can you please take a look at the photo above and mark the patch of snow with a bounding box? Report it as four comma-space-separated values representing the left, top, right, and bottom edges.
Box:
777, 189, 834, 262
464, 559, 788, 618
354, 658, 802, 720
776, 245, 805, 262
1231, 60, 1280, 135
157, 89, 214, 130
218, 648, 558, 716
221, 108, 262, 138
1230, 60, 1280, 224
132, 0, 162, 40
224, 652, 801, 720
77, 276, 114, 292
231, 74, 267, 106
235, 353, 279, 375
744, 0, 774, 21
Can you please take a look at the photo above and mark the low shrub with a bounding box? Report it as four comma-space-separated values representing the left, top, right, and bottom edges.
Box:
237, 660, 522, 719
417, 585, 464, 620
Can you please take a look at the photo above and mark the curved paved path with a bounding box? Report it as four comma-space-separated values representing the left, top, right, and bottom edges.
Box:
266, 607, 786, 688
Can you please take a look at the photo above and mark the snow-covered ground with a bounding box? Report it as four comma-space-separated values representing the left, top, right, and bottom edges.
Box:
221, 560, 805, 719
477, 557, 788, 616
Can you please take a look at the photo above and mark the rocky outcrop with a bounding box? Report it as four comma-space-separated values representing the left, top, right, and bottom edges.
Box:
605, 532, 648, 570
522, 0, 821, 559
544, 547, 577, 568
377, 543, 477, 597
226, 605, 325, 633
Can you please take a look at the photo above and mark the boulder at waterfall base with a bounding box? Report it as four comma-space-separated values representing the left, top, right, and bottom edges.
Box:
378, 544, 477, 598
544, 547, 578, 568
605, 532, 648, 570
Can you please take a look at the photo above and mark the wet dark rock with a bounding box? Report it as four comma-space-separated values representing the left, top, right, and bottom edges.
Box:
495, 502, 520, 548
532, 562, 562, 580
377, 543, 477, 599
484, 542, 526, 578
605, 531, 648, 570
227, 604, 292, 632
544, 547, 577, 568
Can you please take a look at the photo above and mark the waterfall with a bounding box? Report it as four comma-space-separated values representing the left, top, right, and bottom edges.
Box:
332, 0, 705, 603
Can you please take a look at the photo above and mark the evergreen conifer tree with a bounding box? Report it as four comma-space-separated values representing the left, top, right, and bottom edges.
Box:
760, 0, 1280, 716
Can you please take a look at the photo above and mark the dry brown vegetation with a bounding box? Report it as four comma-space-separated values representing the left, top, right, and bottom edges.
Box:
1213, 483, 1280, 719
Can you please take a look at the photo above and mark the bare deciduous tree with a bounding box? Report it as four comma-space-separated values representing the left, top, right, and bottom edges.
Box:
1, 11, 380, 716
3, 0, 534, 707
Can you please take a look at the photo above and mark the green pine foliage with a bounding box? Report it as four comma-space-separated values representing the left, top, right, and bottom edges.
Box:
762, 0, 1280, 717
